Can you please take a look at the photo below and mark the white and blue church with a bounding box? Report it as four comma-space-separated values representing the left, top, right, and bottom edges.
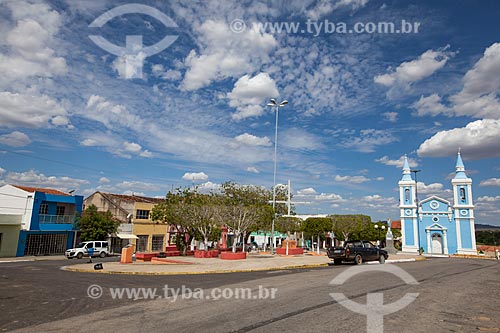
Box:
399, 152, 477, 255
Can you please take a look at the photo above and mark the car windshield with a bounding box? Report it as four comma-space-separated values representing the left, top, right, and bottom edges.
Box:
75, 242, 86, 248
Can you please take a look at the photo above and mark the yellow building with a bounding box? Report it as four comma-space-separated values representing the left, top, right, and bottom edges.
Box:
84, 192, 167, 253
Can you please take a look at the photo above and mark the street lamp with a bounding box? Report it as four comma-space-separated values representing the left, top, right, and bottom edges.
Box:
374, 224, 386, 245
411, 169, 422, 253
267, 98, 288, 254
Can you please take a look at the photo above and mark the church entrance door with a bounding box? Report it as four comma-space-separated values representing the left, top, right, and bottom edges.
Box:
431, 233, 443, 254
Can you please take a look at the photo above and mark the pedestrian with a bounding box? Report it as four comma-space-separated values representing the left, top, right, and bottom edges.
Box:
496, 249, 499, 260
87, 246, 95, 263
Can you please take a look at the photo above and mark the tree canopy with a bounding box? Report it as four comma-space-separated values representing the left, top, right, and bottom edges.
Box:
77, 204, 119, 241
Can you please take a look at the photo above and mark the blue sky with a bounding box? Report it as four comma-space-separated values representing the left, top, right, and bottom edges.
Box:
0, 0, 499, 224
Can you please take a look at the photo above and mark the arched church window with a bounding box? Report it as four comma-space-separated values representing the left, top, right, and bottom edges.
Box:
460, 188, 466, 202
405, 189, 410, 202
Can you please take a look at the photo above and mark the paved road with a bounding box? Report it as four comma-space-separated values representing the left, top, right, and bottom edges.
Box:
1, 258, 499, 332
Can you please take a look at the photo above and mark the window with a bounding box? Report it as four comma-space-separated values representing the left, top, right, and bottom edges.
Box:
95, 242, 102, 248
39, 204, 49, 215
405, 189, 410, 202
152, 235, 164, 251
460, 188, 466, 202
137, 235, 149, 252
56, 206, 65, 216
136, 210, 150, 220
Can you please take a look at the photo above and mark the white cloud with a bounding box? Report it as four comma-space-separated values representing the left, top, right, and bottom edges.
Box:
0, 1, 66, 83
282, 128, 323, 150
314, 193, 346, 202
334, 175, 370, 183
99, 177, 110, 184
97, 181, 160, 193
228, 73, 279, 120
449, 43, 500, 119
416, 181, 444, 195
0, 91, 69, 128
83, 95, 139, 128
297, 187, 318, 196
196, 181, 221, 194
2, 169, 89, 191
234, 133, 271, 146
477, 196, 500, 202
182, 172, 209, 182
413, 43, 500, 119
374, 46, 453, 88
383, 112, 398, 122
479, 178, 500, 187
376, 177, 385, 181
306, 0, 369, 20
412, 94, 451, 117
0, 131, 31, 147
375, 155, 419, 168
181, 20, 277, 90
341, 129, 397, 153
417, 119, 500, 159
246, 166, 259, 173
122, 141, 153, 158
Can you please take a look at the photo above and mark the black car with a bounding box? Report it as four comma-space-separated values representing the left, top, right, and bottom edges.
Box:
327, 240, 388, 265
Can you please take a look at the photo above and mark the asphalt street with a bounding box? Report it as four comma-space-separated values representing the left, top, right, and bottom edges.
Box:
1, 257, 499, 332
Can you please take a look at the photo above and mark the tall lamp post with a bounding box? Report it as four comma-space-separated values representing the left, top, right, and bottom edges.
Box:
267, 98, 288, 254
411, 169, 421, 253
374, 224, 386, 246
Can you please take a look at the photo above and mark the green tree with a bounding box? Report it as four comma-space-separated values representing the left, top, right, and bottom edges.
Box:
329, 214, 372, 242
275, 216, 301, 239
151, 188, 197, 255
302, 217, 333, 252
77, 204, 119, 241
217, 182, 273, 253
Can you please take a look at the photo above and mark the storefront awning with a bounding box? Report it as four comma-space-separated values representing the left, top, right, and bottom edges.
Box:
116, 233, 138, 239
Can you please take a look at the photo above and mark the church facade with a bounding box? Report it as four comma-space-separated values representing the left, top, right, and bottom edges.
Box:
399, 153, 477, 255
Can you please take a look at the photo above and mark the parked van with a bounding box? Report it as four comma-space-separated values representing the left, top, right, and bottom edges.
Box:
66, 241, 109, 259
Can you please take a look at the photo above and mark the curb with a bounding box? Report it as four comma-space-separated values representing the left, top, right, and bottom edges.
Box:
62, 262, 330, 275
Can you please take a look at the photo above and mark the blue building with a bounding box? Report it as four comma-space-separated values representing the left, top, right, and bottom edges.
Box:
399, 153, 476, 255
0, 185, 83, 256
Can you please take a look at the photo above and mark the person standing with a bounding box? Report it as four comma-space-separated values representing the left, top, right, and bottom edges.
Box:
87, 245, 95, 263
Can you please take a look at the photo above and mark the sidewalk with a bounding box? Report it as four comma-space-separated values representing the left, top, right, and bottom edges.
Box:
62, 252, 424, 275
0, 255, 67, 263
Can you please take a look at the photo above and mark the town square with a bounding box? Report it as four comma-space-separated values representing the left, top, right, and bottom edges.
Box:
1, 0, 499, 332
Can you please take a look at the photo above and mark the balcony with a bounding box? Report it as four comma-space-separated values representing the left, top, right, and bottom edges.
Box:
39, 214, 76, 224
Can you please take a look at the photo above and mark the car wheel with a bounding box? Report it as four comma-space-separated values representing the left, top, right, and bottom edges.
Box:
354, 254, 363, 265
99, 252, 106, 258
76, 252, 83, 259
334, 259, 342, 265
379, 254, 386, 264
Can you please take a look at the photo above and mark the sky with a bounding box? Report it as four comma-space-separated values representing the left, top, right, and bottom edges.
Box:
0, 0, 499, 225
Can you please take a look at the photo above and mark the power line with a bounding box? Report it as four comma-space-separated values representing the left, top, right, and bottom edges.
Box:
1, 148, 181, 188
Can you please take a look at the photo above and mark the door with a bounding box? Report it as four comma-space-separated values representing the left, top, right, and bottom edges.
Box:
431, 233, 443, 254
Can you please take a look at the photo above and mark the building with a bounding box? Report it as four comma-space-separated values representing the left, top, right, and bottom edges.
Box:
0, 185, 83, 256
0, 214, 22, 257
399, 152, 476, 255
84, 192, 167, 253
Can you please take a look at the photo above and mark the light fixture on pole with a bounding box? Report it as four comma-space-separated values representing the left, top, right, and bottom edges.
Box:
267, 98, 288, 254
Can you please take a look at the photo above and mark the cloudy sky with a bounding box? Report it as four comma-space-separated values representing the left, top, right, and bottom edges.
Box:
0, 0, 499, 224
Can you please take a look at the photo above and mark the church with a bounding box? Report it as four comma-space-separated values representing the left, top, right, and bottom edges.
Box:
399, 152, 477, 255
